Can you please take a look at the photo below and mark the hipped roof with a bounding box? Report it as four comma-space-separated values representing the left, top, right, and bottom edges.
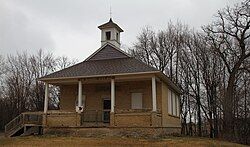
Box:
39, 43, 158, 80
98, 18, 124, 32
39, 43, 181, 94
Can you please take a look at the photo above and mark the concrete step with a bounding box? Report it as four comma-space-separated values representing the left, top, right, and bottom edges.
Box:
21, 126, 40, 136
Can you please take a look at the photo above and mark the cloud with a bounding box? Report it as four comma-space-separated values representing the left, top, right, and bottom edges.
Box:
0, 1, 55, 55
0, 0, 240, 60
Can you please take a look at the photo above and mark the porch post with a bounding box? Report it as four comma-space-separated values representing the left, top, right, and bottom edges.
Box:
111, 78, 115, 113
152, 76, 157, 112
44, 83, 49, 113
77, 80, 82, 112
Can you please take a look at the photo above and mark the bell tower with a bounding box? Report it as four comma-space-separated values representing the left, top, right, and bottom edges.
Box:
98, 18, 123, 48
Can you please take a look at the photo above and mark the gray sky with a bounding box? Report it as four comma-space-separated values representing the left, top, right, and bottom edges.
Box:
0, 0, 239, 60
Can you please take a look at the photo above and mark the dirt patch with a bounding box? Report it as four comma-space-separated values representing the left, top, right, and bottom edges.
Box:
0, 136, 246, 147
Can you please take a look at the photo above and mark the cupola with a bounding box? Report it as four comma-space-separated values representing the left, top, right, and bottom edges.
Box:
98, 18, 123, 48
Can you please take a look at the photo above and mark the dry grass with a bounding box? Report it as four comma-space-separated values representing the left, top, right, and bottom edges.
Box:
0, 135, 247, 147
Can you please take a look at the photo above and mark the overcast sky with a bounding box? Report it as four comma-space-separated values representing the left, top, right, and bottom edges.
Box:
0, 0, 239, 60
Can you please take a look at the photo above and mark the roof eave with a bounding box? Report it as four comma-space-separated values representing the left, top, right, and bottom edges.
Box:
157, 72, 182, 94
98, 26, 124, 32
38, 71, 160, 82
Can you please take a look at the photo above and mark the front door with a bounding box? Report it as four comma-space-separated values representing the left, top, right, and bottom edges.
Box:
103, 99, 111, 123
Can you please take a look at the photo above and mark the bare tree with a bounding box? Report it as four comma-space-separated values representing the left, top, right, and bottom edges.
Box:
0, 50, 77, 130
203, 0, 250, 138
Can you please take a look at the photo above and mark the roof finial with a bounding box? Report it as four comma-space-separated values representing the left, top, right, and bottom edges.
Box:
109, 5, 112, 19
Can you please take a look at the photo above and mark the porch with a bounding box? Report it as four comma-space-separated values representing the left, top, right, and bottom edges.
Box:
4, 109, 162, 137
4, 74, 163, 137
43, 74, 162, 128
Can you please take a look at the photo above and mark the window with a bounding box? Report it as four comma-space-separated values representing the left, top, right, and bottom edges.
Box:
168, 89, 172, 114
168, 89, 179, 117
131, 93, 142, 109
75, 95, 86, 108
172, 93, 176, 116
116, 33, 119, 41
106, 31, 111, 40
176, 95, 180, 116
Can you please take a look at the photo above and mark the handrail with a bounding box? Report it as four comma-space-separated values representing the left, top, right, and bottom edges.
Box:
5, 114, 23, 135
5, 112, 43, 137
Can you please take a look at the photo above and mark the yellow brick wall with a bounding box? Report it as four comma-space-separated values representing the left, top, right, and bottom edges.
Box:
60, 80, 162, 112
161, 82, 181, 127
46, 113, 79, 127
114, 113, 152, 127
59, 79, 181, 128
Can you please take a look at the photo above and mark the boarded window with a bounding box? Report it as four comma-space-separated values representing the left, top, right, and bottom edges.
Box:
106, 31, 111, 40
131, 93, 142, 109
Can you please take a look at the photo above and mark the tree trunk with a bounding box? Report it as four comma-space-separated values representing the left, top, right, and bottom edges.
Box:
223, 74, 236, 139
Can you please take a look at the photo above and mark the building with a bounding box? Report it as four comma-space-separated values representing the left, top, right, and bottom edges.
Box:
5, 19, 181, 137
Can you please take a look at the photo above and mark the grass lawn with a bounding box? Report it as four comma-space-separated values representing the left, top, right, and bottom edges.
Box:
0, 135, 247, 147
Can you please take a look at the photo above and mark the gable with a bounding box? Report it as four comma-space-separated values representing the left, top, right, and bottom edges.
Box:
87, 44, 129, 61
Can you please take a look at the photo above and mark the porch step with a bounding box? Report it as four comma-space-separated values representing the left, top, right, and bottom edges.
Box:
5, 125, 24, 137
5, 112, 43, 137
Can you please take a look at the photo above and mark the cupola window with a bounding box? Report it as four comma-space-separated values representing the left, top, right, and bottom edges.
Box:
106, 31, 111, 40
116, 33, 119, 41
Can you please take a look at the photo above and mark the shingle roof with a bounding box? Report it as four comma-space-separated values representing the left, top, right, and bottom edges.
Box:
39, 44, 158, 80
87, 44, 129, 61
98, 18, 123, 32
40, 58, 158, 80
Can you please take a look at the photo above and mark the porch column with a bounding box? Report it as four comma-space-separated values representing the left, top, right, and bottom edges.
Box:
44, 83, 49, 113
152, 76, 157, 112
77, 80, 82, 112
111, 78, 115, 113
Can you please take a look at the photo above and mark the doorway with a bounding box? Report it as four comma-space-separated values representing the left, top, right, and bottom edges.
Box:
103, 99, 111, 123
